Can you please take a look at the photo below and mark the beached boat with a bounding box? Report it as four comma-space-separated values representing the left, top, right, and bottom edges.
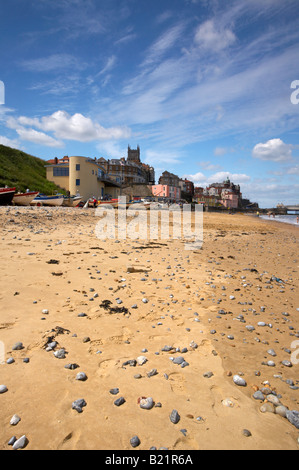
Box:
62, 195, 83, 207
13, 191, 39, 206
97, 199, 151, 210
0, 187, 16, 205
31, 194, 64, 206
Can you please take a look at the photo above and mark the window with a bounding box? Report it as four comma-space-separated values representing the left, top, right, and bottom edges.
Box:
76, 164, 80, 171
76, 179, 80, 186
53, 167, 69, 177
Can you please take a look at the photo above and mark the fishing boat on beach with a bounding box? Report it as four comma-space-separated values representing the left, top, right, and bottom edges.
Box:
31, 193, 64, 207
13, 190, 39, 206
62, 194, 83, 207
0, 187, 16, 205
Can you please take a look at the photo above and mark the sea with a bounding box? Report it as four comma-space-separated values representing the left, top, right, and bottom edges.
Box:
259, 214, 299, 226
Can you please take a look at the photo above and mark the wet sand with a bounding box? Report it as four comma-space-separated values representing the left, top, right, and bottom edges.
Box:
0, 206, 298, 450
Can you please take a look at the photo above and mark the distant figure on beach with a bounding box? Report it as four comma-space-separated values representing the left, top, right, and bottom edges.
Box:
297, 216, 299, 224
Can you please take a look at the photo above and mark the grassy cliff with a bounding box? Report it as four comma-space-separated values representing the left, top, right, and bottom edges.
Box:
0, 144, 65, 195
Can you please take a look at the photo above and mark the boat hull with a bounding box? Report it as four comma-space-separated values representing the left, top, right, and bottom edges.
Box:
13, 191, 39, 206
31, 195, 64, 206
63, 196, 83, 207
0, 188, 16, 206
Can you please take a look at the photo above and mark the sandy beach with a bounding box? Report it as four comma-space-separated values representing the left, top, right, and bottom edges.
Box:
0, 206, 298, 451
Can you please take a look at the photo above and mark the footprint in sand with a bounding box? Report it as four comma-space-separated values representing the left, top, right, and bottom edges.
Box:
168, 372, 187, 395
57, 430, 82, 450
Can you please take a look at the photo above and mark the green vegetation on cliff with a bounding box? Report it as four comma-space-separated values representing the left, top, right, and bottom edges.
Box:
0, 145, 65, 195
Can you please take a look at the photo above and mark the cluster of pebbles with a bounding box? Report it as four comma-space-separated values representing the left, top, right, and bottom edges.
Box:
1, 207, 298, 450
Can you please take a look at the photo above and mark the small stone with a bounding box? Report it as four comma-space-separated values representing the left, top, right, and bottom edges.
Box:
10, 415, 21, 426
72, 398, 87, 413
8, 436, 16, 446
267, 349, 277, 357
76, 372, 87, 381
253, 391, 265, 401
233, 375, 247, 387
137, 356, 148, 365
110, 388, 119, 395
242, 429, 252, 437
260, 402, 275, 413
12, 342, 23, 351
130, 436, 140, 448
286, 410, 299, 429
275, 406, 288, 418
203, 371, 214, 378
54, 349, 66, 359
173, 356, 184, 365
222, 398, 234, 408
139, 397, 154, 410
266, 394, 281, 406
147, 368, 158, 377
0, 385, 8, 394
65, 363, 79, 370
246, 325, 255, 332
12, 435, 28, 450
170, 409, 180, 424
114, 397, 126, 406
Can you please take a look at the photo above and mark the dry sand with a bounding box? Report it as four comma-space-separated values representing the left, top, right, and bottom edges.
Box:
0, 206, 298, 450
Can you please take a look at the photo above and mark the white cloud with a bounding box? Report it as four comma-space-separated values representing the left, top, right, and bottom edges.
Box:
39, 111, 129, 141
0, 135, 21, 149
183, 171, 250, 187
5, 111, 131, 148
286, 165, 299, 176
194, 20, 236, 52
20, 54, 86, 72
252, 138, 293, 162
15, 127, 64, 148
8, 111, 131, 145
209, 172, 250, 184
97, 55, 117, 76
141, 22, 186, 69
182, 171, 207, 185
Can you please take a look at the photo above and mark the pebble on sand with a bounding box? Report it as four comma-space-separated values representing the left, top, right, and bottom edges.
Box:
12, 435, 28, 450
233, 375, 247, 387
170, 409, 180, 424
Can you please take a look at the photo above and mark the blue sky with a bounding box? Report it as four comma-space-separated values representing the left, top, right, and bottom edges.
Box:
0, 0, 299, 207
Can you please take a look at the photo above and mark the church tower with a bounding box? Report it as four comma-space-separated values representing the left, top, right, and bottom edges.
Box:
127, 145, 141, 163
